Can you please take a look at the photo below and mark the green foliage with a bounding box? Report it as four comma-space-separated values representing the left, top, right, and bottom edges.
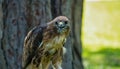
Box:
83, 46, 120, 69
82, 1, 120, 69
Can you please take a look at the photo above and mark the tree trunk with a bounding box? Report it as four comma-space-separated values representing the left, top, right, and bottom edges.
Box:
71, 0, 84, 69
0, 0, 84, 69
0, 0, 7, 69
2, 0, 27, 69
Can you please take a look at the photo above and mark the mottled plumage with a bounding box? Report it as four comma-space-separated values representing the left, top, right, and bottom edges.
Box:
22, 16, 70, 69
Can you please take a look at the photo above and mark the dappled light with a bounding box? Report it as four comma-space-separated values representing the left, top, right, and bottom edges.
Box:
82, 0, 120, 69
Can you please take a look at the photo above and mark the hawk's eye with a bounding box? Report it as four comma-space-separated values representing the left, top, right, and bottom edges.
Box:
64, 21, 68, 24
55, 22, 58, 25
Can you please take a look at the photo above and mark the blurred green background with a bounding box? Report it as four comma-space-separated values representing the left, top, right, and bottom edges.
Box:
82, 0, 120, 69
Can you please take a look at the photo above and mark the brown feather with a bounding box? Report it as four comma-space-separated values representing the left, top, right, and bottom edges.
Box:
22, 16, 70, 69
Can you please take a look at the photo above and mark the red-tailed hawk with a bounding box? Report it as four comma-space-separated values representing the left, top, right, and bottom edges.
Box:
22, 16, 70, 69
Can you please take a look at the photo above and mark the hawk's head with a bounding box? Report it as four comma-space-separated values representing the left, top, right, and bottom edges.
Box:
48, 16, 70, 34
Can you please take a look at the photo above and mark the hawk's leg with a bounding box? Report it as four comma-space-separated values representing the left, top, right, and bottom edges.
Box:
40, 58, 51, 69
52, 52, 63, 69
52, 60, 62, 69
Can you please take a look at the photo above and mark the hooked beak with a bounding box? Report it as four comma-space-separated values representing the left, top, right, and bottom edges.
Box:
58, 22, 65, 29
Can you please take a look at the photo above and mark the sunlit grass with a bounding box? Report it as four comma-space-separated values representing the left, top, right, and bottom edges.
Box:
83, 46, 120, 69
82, 1, 120, 69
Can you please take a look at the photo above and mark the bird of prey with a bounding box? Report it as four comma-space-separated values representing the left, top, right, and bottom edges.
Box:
22, 16, 70, 69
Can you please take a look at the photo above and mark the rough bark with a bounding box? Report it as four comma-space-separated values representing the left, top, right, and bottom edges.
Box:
0, 0, 7, 69
2, 0, 26, 69
71, 0, 84, 69
0, 0, 84, 69
24, 0, 52, 30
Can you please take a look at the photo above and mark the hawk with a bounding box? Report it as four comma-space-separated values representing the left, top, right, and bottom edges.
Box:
22, 16, 70, 69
